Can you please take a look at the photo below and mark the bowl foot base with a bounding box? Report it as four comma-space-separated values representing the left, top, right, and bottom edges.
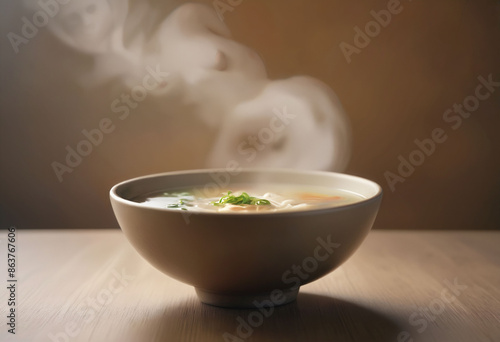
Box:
195, 287, 299, 309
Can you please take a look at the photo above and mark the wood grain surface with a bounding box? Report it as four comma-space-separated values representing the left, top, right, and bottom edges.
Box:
1, 229, 498, 342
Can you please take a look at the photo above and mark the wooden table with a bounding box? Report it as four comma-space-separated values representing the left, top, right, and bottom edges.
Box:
1, 229, 498, 342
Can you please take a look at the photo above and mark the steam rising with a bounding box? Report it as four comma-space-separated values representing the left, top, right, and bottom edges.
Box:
24, 0, 351, 171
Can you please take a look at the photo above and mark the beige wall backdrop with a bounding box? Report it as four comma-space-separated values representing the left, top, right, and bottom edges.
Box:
1, 0, 499, 229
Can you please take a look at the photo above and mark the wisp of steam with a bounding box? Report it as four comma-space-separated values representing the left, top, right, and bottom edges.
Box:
23, 0, 351, 171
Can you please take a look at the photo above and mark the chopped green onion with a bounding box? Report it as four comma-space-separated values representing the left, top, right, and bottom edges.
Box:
212, 191, 271, 206
166, 193, 193, 210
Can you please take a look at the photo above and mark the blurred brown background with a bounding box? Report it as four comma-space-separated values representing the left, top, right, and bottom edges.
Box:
1, 0, 499, 229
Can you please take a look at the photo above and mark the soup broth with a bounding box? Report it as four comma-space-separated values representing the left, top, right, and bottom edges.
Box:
133, 184, 365, 213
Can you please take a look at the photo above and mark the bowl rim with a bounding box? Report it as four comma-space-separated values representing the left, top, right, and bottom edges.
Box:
109, 168, 383, 217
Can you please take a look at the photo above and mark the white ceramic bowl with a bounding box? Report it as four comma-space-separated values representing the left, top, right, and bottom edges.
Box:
110, 168, 382, 308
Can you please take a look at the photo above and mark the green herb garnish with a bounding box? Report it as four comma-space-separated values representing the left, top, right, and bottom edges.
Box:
165, 192, 194, 210
212, 191, 271, 206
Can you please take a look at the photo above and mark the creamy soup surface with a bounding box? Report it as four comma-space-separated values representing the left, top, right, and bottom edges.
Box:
133, 184, 365, 213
